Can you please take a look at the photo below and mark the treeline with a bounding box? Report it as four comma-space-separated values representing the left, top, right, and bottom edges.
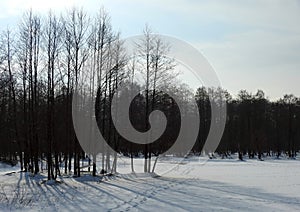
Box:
0, 8, 299, 180
220, 90, 300, 160
194, 88, 300, 160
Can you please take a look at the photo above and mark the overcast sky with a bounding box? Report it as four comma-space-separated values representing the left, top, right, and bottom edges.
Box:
0, 0, 299, 100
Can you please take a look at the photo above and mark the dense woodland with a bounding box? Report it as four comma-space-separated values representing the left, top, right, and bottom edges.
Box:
0, 8, 299, 180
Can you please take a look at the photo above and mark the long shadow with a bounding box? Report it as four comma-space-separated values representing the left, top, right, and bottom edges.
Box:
97, 177, 190, 211
16, 173, 121, 211
72, 174, 133, 210
29, 175, 93, 211
13, 171, 23, 209
20, 173, 71, 211
72, 174, 214, 210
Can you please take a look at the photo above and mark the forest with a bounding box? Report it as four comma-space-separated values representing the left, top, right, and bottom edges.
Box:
0, 7, 299, 180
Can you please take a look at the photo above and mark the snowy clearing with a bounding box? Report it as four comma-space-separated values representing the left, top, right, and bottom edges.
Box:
0, 157, 300, 211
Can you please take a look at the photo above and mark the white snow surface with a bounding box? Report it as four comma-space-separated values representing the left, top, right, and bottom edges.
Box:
0, 156, 300, 211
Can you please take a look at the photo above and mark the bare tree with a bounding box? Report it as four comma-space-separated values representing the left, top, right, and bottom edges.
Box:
135, 25, 176, 172
0, 29, 20, 167
17, 10, 41, 174
63, 8, 89, 177
43, 11, 62, 180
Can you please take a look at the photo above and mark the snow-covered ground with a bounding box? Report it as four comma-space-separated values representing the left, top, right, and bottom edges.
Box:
1, 156, 300, 211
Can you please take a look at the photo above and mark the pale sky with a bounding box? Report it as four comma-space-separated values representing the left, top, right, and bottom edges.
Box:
0, 0, 299, 100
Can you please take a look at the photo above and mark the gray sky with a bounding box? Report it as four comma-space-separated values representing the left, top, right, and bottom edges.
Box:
1, 0, 299, 100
